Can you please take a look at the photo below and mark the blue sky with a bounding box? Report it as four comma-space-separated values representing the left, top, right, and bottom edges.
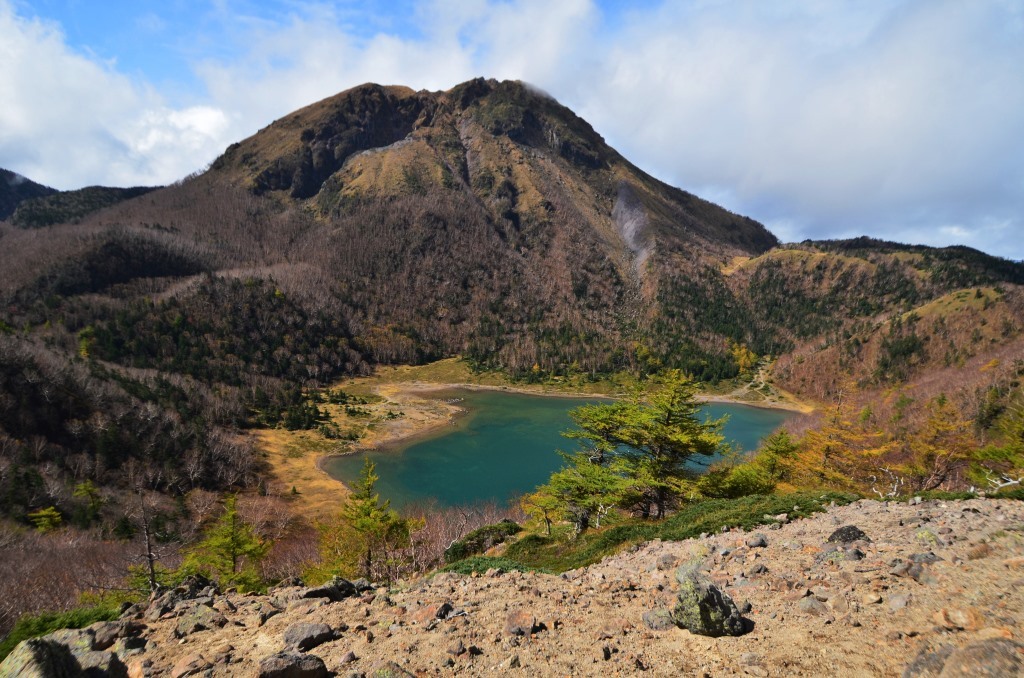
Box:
3, 0, 1023, 260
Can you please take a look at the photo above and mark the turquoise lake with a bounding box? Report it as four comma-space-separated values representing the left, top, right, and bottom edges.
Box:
323, 389, 790, 510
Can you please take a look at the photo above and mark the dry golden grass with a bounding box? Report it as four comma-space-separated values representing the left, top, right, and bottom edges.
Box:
904, 286, 1001, 320
255, 429, 351, 518
720, 255, 751, 276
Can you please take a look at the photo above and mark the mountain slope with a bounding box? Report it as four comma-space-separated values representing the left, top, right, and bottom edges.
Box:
0, 78, 1022, 527
0, 169, 57, 220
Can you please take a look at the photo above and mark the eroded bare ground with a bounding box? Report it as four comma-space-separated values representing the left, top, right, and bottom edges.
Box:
121, 497, 1023, 676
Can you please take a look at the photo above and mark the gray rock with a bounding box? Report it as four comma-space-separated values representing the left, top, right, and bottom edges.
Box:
889, 594, 912, 611
642, 607, 675, 631
827, 525, 871, 543
798, 597, 831, 617
174, 604, 228, 638
746, 534, 768, 548
302, 576, 356, 602
672, 564, 746, 637
258, 651, 329, 678
938, 639, 1024, 677
0, 638, 82, 677
90, 620, 146, 651
283, 622, 336, 651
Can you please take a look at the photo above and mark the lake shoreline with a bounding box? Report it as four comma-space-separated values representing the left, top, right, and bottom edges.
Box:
314, 381, 805, 508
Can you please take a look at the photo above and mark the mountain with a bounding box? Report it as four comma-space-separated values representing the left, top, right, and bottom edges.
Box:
0, 78, 1022, 522
1, 79, 781, 381
0, 169, 57, 220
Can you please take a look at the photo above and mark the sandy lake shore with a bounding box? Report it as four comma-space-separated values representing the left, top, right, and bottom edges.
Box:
260, 370, 815, 517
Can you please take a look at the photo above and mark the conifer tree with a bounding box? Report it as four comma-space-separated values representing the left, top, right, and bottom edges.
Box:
181, 494, 268, 591
312, 458, 416, 582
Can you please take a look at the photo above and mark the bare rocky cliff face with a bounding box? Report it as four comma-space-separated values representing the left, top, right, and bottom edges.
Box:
5, 497, 1022, 677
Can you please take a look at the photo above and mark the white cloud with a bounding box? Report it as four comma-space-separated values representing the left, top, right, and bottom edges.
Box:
2, 0, 1023, 260
0, 1, 232, 189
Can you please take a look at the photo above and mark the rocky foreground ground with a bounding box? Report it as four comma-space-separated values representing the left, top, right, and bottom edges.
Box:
4, 497, 1024, 677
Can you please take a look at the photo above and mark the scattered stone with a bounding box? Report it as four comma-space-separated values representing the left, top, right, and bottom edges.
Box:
257, 651, 329, 678
174, 605, 227, 638
412, 602, 454, 625
642, 607, 675, 631
447, 639, 466, 656
889, 594, 912, 612
798, 597, 830, 617
827, 526, 871, 544
339, 650, 357, 664
933, 608, 983, 632
283, 622, 336, 651
90, 619, 146, 650
171, 653, 211, 678
747, 534, 769, 548
302, 576, 357, 603
862, 594, 883, 605
505, 610, 538, 636
672, 563, 746, 637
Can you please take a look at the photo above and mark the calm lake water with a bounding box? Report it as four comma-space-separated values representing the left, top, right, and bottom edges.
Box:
323, 389, 790, 510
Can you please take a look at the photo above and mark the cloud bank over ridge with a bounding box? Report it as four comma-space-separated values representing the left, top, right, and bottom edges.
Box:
2, 0, 1022, 259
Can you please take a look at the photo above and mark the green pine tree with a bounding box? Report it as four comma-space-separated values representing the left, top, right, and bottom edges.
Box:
181, 495, 269, 591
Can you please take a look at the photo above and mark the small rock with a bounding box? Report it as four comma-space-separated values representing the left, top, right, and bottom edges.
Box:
339, 651, 357, 665
827, 526, 871, 543
933, 608, 983, 632
171, 653, 211, 678
889, 594, 912, 612
505, 610, 538, 636
301, 577, 356, 603
642, 608, 675, 631
862, 594, 883, 605
412, 602, 454, 625
672, 563, 746, 637
283, 622, 335, 651
798, 597, 831, 617
746, 534, 768, 548
448, 639, 466, 656
173, 605, 227, 638
257, 652, 329, 678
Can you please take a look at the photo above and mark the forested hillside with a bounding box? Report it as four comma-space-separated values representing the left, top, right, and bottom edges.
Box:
0, 78, 1022, 529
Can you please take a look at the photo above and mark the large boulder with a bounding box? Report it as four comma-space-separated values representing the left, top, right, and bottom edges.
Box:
0, 633, 129, 678
671, 563, 747, 637
0, 638, 81, 677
